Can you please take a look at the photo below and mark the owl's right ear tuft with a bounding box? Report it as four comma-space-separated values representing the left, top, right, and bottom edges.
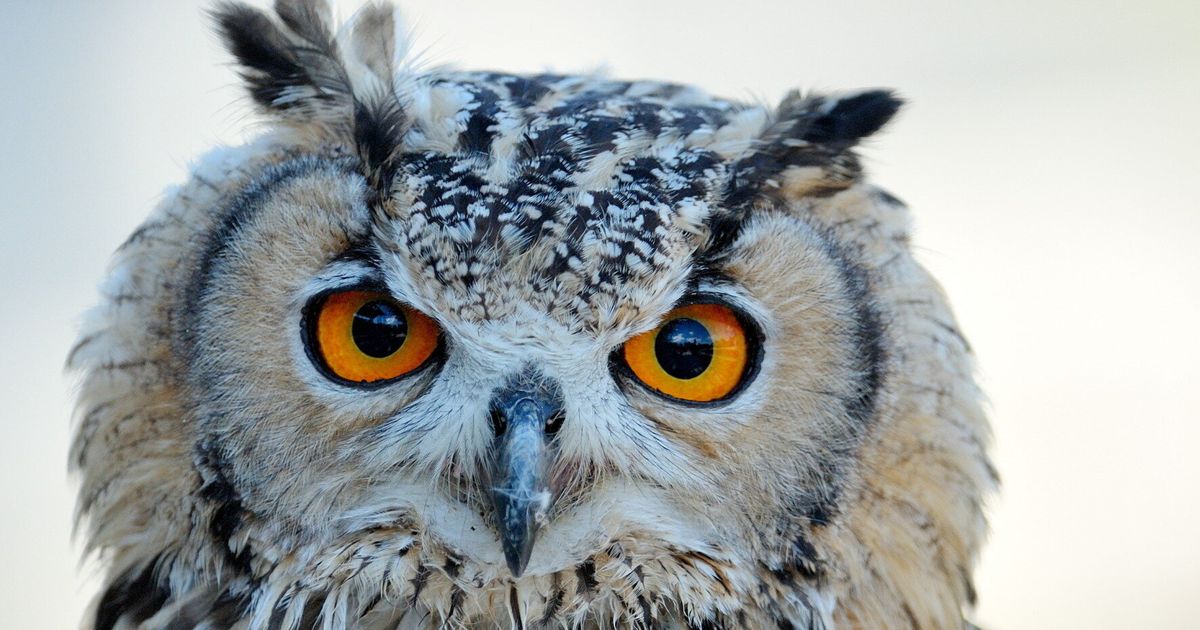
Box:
211, 1, 409, 182
212, 1, 349, 111
212, 2, 323, 113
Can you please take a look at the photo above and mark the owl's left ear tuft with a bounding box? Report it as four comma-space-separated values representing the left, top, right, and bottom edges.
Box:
723, 89, 903, 208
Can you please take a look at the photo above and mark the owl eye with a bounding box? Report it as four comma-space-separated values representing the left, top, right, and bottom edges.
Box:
622, 303, 751, 403
307, 290, 440, 384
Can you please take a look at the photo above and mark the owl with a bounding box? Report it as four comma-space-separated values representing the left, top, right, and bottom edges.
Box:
68, 1, 994, 628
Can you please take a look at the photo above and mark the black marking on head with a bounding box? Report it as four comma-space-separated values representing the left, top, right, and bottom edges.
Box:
94, 557, 170, 630
701, 208, 752, 258
335, 241, 385, 271
71, 401, 113, 469
576, 115, 623, 155
275, 0, 335, 52
517, 124, 568, 162
901, 602, 920, 629
354, 95, 407, 187
455, 83, 502, 156
681, 265, 737, 293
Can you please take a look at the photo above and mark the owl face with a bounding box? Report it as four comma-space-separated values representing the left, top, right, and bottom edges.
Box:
186, 145, 878, 581
72, 2, 992, 628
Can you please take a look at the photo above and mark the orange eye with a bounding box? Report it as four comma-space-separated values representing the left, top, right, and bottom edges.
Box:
310, 290, 440, 384
622, 303, 751, 402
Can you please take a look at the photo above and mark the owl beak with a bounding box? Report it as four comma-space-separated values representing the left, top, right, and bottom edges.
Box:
489, 386, 563, 578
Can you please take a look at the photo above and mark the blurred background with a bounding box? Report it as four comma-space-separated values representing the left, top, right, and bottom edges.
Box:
2, 1, 1197, 627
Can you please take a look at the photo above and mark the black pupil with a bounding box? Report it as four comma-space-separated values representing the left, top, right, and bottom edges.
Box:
654, 317, 714, 380
351, 301, 408, 358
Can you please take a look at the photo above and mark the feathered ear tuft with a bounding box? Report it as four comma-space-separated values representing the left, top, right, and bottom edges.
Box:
274, 0, 336, 47
212, 1, 348, 118
725, 89, 903, 206
211, 0, 408, 183
785, 89, 903, 149
343, 2, 403, 85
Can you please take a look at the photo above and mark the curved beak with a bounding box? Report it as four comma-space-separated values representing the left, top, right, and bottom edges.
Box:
489, 385, 562, 578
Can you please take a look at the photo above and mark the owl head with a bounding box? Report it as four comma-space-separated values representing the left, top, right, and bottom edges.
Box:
70, 1, 993, 628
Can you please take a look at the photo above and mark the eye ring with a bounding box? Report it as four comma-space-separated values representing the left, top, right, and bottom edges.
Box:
303, 288, 442, 386
617, 300, 761, 404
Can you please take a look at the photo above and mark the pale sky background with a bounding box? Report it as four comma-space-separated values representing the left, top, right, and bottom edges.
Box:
2, 1, 1198, 628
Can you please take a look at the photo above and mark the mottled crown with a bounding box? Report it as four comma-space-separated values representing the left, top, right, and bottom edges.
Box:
215, 0, 900, 327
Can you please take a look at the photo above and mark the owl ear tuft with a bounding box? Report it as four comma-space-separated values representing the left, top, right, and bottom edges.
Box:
211, 1, 345, 116
724, 90, 902, 208
762, 89, 903, 154
212, 0, 408, 182
793, 90, 903, 147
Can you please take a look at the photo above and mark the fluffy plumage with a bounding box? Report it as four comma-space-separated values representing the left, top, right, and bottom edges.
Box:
69, 1, 993, 628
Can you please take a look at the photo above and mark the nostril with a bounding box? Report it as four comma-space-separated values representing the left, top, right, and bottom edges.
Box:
490, 407, 507, 437
544, 410, 565, 436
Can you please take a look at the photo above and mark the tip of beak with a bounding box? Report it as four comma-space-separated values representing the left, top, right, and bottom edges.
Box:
504, 549, 528, 578
489, 391, 559, 579
495, 489, 543, 578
